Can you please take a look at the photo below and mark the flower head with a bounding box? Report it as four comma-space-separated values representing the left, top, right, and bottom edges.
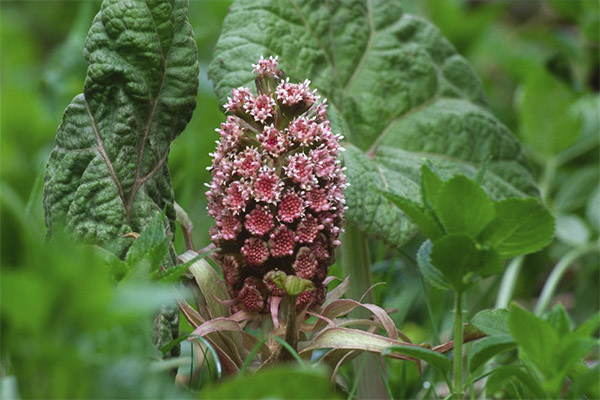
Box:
207, 56, 347, 315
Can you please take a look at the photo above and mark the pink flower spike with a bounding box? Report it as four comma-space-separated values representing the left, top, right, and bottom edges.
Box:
269, 225, 296, 258
245, 205, 275, 236
252, 55, 279, 77
225, 86, 252, 112
295, 214, 323, 244
253, 166, 283, 204
292, 247, 318, 280
241, 237, 270, 267
277, 190, 305, 223
258, 124, 289, 157
244, 94, 276, 123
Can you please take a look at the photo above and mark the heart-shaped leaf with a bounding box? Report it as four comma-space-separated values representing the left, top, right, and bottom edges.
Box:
208, 0, 538, 246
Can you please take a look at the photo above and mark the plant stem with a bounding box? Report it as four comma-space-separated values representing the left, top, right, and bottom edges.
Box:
341, 222, 389, 400
534, 241, 598, 315
495, 256, 524, 309
453, 290, 464, 400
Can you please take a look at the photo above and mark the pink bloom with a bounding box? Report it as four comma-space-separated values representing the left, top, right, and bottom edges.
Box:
244, 205, 275, 236
277, 190, 305, 223
238, 277, 266, 312
244, 94, 276, 123
269, 225, 296, 257
258, 125, 289, 157
241, 237, 270, 267
225, 87, 252, 112
288, 117, 318, 146
252, 55, 279, 77
253, 166, 283, 204
295, 214, 324, 244
216, 213, 242, 241
224, 180, 251, 214
292, 247, 318, 279
233, 147, 262, 178
285, 153, 316, 188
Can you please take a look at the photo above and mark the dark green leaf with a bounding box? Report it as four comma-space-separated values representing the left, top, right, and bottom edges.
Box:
199, 366, 338, 399
416, 239, 453, 290
567, 364, 600, 399
468, 335, 516, 373
430, 234, 479, 290
433, 175, 495, 237
383, 192, 444, 239
479, 198, 554, 258
471, 308, 510, 337
44, 0, 200, 259
384, 345, 451, 376
208, 0, 538, 247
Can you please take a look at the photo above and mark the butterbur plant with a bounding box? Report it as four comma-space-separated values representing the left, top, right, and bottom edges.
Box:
206, 56, 347, 319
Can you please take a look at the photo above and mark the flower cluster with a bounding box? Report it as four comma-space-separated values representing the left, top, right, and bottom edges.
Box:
206, 56, 347, 315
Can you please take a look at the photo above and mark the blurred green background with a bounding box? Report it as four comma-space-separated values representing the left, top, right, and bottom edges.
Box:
1, 0, 598, 398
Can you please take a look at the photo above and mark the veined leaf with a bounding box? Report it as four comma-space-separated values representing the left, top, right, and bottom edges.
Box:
44, 0, 199, 258
468, 335, 515, 373
208, 0, 538, 246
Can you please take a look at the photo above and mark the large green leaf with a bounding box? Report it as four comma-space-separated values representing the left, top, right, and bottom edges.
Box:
44, 0, 199, 258
208, 0, 538, 246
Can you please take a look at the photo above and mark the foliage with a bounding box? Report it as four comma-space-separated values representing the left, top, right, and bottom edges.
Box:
1, 0, 598, 399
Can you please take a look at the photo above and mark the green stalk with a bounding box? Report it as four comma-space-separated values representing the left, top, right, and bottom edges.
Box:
341, 223, 389, 400
495, 256, 524, 309
535, 241, 598, 315
453, 291, 464, 400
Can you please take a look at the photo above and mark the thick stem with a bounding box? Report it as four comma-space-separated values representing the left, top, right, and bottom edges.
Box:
341, 223, 389, 400
453, 291, 464, 400
281, 295, 298, 361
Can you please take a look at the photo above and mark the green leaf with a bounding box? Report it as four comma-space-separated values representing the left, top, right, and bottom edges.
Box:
433, 175, 495, 237
383, 192, 444, 239
509, 305, 559, 382
421, 163, 444, 212
208, 0, 538, 247
568, 364, 600, 399
416, 240, 453, 290
383, 344, 451, 377
518, 68, 582, 156
471, 308, 510, 337
486, 365, 546, 399
545, 304, 572, 337
124, 212, 170, 272
44, 0, 199, 259
479, 198, 554, 258
199, 366, 338, 399
468, 335, 516, 373
430, 233, 494, 290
